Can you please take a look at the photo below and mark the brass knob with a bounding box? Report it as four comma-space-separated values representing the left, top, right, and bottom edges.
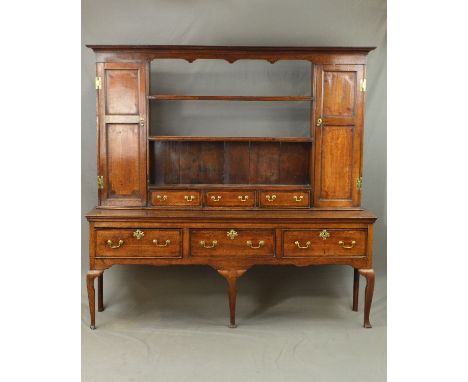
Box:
184, 195, 195, 202
316, 118, 323, 127
153, 239, 170, 247
200, 240, 218, 249
294, 241, 311, 249
246, 240, 265, 249
238, 195, 249, 202
106, 239, 124, 249
211, 195, 222, 202
338, 240, 356, 249
265, 195, 277, 202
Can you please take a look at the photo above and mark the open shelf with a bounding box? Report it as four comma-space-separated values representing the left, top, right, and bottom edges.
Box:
148, 136, 312, 143
148, 95, 313, 102
149, 184, 311, 190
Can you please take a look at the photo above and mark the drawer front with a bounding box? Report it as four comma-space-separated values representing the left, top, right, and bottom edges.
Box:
191, 229, 275, 257
259, 190, 310, 208
283, 229, 367, 257
96, 229, 182, 258
150, 190, 201, 207
205, 190, 255, 207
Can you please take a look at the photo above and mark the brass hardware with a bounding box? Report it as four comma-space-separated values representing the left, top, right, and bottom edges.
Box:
360, 78, 367, 92
211, 195, 222, 202
156, 194, 168, 201
95, 76, 102, 90
339, 240, 356, 249
293, 195, 304, 202
200, 240, 218, 249
97, 175, 104, 190
316, 118, 323, 127
153, 239, 170, 247
184, 195, 195, 202
266, 195, 277, 202
106, 239, 123, 249
238, 195, 249, 202
319, 230, 330, 240
139, 117, 145, 127
227, 229, 238, 240
133, 229, 144, 240
356, 177, 363, 191
294, 241, 311, 249
246, 240, 265, 249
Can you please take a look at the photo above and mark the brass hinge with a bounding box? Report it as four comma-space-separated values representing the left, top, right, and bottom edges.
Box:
360, 78, 367, 92
356, 177, 363, 191
95, 76, 102, 90
97, 175, 104, 189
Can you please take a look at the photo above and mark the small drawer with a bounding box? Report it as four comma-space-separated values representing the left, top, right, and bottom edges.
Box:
205, 190, 255, 207
96, 229, 182, 258
150, 190, 201, 207
259, 190, 310, 208
191, 229, 275, 257
283, 229, 367, 257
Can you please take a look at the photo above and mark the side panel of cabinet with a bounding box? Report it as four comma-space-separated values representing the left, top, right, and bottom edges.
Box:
97, 62, 148, 207
313, 64, 364, 208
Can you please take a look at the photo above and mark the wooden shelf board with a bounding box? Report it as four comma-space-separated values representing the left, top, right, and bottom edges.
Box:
149, 184, 312, 190
148, 95, 313, 101
148, 136, 312, 143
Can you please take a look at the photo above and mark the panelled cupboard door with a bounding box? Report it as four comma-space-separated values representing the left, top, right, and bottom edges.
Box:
313, 64, 365, 208
97, 62, 148, 207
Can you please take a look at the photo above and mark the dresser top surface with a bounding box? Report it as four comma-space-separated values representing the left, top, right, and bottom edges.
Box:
86, 208, 377, 222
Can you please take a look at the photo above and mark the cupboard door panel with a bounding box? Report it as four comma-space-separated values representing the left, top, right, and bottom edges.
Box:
97, 62, 148, 207
313, 64, 364, 207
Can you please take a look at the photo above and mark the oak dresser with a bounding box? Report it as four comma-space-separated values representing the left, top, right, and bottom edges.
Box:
85, 45, 377, 329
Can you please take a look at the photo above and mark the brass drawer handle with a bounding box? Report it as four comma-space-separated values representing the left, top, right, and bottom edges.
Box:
293, 195, 304, 202
338, 240, 356, 249
106, 239, 124, 249
153, 239, 171, 247
200, 240, 218, 249
238, 195, 249, 202
156, 194, 167, 201
133, 229, 144, 239
210, 195, 222, 202
265, 195, 276, 202
246, 240, 265, 249
184, 195, 196, 202
319, 230, 330, 240
294, 240, 311, 249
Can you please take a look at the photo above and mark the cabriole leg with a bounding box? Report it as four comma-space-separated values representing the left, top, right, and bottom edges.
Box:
86, 270, 104, 330
353, 268, 359, 311
217, 269, 247, 328
358, 269, 375, 328
98, 272, 104, 312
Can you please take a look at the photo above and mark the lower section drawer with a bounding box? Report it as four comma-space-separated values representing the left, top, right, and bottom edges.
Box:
150, 190, 201, 207
190, 229, 275, 257
96, 229, 182, 257
283, 229, 367, 257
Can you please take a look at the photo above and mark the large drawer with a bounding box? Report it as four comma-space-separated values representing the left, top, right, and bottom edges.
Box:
283, 229, 367, 257
190, 229, 275, 257
205, 190, 255, 207
150, 190, 201, 207
259, 190, 310, 208
96, 229, 182, 258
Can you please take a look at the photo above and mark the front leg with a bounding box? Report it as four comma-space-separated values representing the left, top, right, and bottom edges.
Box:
358, 269, 375, 328
87, 270, 104, 330
352, 268, 359, 311
217, 269, 247, 328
